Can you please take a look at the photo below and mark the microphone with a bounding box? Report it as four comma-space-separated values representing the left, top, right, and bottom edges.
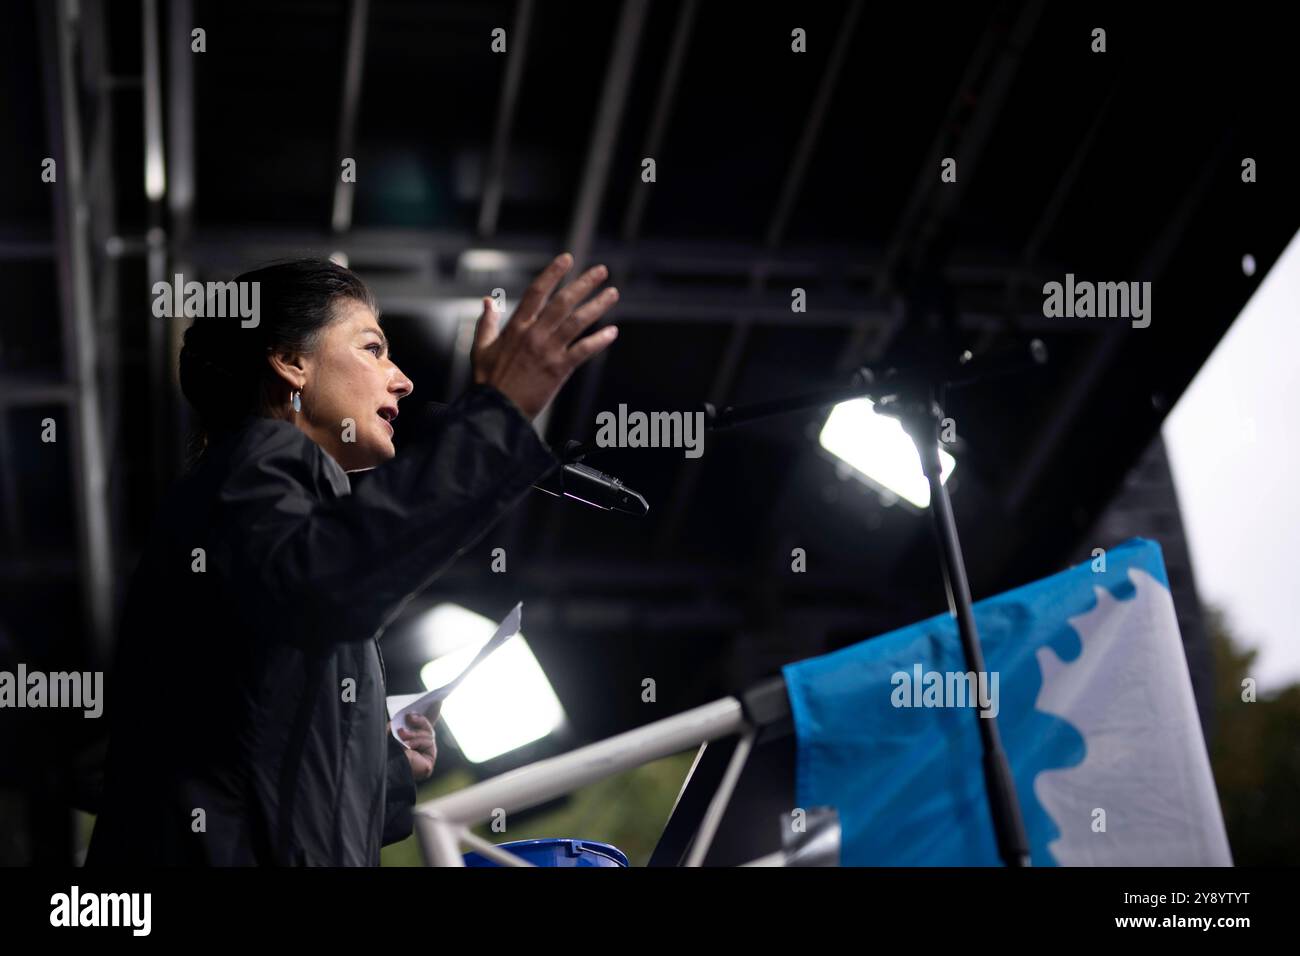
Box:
533, 458, 649, 516
409, 401, 648, 516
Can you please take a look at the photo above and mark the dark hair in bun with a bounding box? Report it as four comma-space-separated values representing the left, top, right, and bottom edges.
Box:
178, 258, 377, 462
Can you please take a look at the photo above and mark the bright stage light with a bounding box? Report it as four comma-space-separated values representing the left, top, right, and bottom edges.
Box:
818, 398, 956, 509
457, 249, 513, 273
417, 604, 565, 764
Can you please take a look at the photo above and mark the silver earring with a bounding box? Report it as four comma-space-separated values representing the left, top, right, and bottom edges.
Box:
291, 390, 302, 413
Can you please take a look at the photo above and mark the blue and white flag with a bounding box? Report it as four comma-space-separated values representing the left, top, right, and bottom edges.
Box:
782, 538, 1232, 865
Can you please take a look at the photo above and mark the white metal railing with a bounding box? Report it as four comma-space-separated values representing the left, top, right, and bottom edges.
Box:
413, 696, 753, 866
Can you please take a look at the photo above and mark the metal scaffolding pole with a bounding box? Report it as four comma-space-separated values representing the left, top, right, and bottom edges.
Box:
43, 0, 115, 660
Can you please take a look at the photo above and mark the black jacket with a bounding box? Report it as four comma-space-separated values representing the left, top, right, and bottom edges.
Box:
85, 383, 556, 866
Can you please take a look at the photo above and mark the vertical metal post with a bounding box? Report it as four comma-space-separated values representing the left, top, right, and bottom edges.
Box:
899, 387, 1031, 867
45, 0, 114, 659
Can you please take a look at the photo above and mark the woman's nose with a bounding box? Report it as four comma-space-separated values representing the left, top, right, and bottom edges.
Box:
391, 366, 413, 400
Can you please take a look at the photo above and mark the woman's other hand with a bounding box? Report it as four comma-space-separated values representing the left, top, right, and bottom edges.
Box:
470, 253, 620, 420
395, 710, 439, 782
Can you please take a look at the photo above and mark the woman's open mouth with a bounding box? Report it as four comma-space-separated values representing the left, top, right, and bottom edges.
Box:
377, 406, 398, 436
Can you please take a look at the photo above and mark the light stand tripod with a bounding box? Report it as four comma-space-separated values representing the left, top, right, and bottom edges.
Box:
700, 338, 1048, 867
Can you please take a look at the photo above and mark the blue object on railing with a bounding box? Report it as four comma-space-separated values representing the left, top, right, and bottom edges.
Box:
462, 838, 629, 867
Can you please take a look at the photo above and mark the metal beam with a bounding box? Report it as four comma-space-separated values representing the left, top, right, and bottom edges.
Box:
0, 377, 77, 406
81, 0, 125, 516
763, 0, 862, 251
619, 0, 697, 244
143, 0, 170, 492
43, 0, 115, 657
320, 274, 1067, 331
0, 404, 19, 551
561, 0, 648, 281
0, 235, 56, 259
182, 226, 1063, 285
164, 0, 195, 224
477, 0, 533, 238
740, 1, 1047, 595
534, 0, 649, 441
837, 0, 1046, 372
978, 75, 1122, 356
1003, 136, 1231, 512
331, 0, 370, 236
1003, 78, 1119, 320
656, 0, 864, 550
142, 0, 166, 205
165, 0, 196, 474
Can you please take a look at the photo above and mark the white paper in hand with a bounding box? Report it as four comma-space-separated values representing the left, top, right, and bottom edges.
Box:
386, 601, 523, 747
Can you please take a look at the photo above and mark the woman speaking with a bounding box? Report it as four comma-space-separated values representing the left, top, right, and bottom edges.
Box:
86, 253, 619, 865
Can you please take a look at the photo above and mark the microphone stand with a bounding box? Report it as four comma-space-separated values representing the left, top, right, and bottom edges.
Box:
701, 340, 1046, 868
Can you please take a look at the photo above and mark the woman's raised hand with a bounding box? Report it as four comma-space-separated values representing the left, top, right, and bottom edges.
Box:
470, 253, 620, 420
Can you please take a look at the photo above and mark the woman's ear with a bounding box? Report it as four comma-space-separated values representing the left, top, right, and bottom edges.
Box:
267, 349, 308, 391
